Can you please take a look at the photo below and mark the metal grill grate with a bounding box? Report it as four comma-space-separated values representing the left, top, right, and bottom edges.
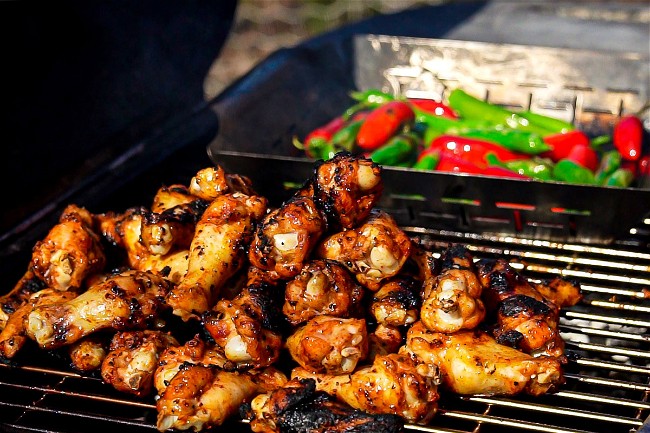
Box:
1, 230, 648, 433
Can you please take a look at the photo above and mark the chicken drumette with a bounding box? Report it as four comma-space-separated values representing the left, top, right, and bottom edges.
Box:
242, 378, 403, 433
317, 210, 412, 290
283, 259, 364, 327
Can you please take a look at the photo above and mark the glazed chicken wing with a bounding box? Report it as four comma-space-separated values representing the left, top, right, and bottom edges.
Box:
370, 277, 421, 328
140, 200, 208, 256
286, 315, 368, 374
531, 276, 583, 308
249, 195, 327, 281
203, 283, 284, 369
188, 166, 256, 201
68, 336, 108, 372
26, 270, 172, 349
31, 204, 106, 291
312, 153, 384, 229
156, 364, 286, 432
293, 352, 438, 424
0, 270, 47, 330
476, 259, 565, 357
101, 330, 178, 397
405, 321, 563, 396
283, 259, 364, 326
0, 289, 76, 359
243, 378, 404, 433
317, 210, 412, 290
167, 192, 268, 320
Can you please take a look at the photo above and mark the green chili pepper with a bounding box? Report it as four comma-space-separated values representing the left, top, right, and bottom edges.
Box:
349, 89, 395, 105
448, 89, 554, 136
516, 111, 574, 134
595, 150, 622, 184
369, 133, 419, 166
603, 168, 634, 187
412, 150, 441, 170
330, 118, 365, 152
485, 154, 553, 180
459, 129, 550, 155
319, 142, 337, 161
415, 110, 490, 134
552, 159, 596, 185
590, 135, 612, 150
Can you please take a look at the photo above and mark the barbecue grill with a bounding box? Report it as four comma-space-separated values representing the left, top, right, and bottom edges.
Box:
1, 2, 649, 433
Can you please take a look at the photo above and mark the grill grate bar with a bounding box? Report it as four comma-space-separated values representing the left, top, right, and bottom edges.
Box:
571, 358, 650, 376
555, 390, 650, 410
560, 324, 650, 343
575, 284, 648, 298
526, 266, 650, 287
438, 410, 593, 433
564, 341, 650, 359
563, 311, 650, 328
587, 300, 650, 313
467, 396, 644, 427
564, 373, 650, 391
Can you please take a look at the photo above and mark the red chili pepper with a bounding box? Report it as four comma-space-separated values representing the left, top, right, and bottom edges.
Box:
408, 99, 458, 119
541, 130, 590, 162
435, 151, 528, 179
566, 144, 599, 172
638, 155, 650, 177
613, 115, 644, 161
302, 116, 346, 157
356, 101, 415, 150
426, 135, 527, 168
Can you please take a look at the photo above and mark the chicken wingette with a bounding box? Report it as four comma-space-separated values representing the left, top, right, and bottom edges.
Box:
167, 192, 268, 320
249, 194, 327, 281
31, 204, 106, 291
312, 153, 384, 229
317, 210, 412, 290
292, 352, 438, 424
101, 330, 179, 397
286, 315, 368, 374
68, 336, 108, 372
0, 270, 47, 330
243, 378, 404, 433
203, 283, 284, 369
26, 270, 173, 349
405, 321, 563, 396
476, 258, 565, 358
283, 259, 364, 327
156, 364, 286, 432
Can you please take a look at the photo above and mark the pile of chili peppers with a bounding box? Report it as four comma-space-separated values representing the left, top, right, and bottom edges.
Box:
293, 88, 648, 187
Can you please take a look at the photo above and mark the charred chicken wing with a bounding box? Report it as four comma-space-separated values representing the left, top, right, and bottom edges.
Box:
293, 352, 438, 424
26, 270, 172, 349
68, 336, 108, 372
31, 204, 106, 291
167, 192, 268, 320
405, 321, 563, 396
286, 315, 368, 374
312, 153, 383, 229
317, 210, 412, 290
0, 270, 47, 330
101, 330, 179, 397
249, 195, 327, 281
283, 259, 364, 326
243, 377, 404, 433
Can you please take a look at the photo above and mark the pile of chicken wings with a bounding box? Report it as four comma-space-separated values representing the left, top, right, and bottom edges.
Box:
0, 154, 582, 433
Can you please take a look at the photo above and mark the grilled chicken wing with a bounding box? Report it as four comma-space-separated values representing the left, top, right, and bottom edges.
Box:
283, 259, 364, 327
203, 283, 283, 369
140, 200, 208, 256
407, 243, 441, 282
317, 210, 412, 290
95, 207, 149, 268
101, 330, 178, 397
139, 249, 190, 285
188, 166, 256, 201
531, 276, 583, 308
154, 335, 232, 395
68, 336, 108, 372
293, 352, 438, 424
151, 184, 198, 213
243, 377, 404, 433
313, 153, 383, 229
476, 259, 564, 357
167, 193, 268, 320
249, 195, 327, 281
26, 270, 172, 349
31, 204, 106, 291
0, 289, 76, 359
156, 364, 286, 432
405, 321, 563, 396
0, 270, 47, 330
286, 315, 368, 374
370, 277, 420, 328
367, 323, 403, 360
